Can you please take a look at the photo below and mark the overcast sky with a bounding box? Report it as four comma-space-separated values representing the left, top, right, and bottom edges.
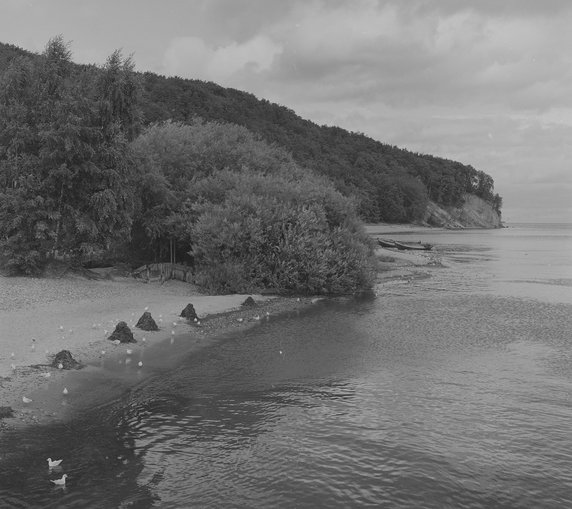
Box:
1, 0, 571, 223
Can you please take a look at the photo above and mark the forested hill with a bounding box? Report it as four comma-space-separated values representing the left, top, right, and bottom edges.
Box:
0, 41, 501, 224
140, 73, 502, 223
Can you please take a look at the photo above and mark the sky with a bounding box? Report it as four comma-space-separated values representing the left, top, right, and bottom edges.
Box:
1, 0, 571, 223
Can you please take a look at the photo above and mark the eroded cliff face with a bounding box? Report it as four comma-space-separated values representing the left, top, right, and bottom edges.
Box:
423, 194, 502, 229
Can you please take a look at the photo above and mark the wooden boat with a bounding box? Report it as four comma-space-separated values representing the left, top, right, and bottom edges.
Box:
393, 241, 433, 251
377, 238, 397, 248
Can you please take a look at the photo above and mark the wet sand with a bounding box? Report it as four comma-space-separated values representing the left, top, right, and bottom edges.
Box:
0, 275, 313, 430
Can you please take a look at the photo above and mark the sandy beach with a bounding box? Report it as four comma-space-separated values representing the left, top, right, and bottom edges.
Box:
0, 273, 315, 430
0, 224, 439, 431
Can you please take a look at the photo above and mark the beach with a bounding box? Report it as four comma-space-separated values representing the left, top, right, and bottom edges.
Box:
0, 223, 438, 431
0, 274, 311, 430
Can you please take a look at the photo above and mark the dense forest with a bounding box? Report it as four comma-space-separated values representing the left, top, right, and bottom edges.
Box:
139, 74, 502, 222
0, 38, 377, 294
0, 38, 501, 293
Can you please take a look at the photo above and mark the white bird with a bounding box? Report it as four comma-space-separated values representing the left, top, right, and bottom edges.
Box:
144, 306, 149, 311
101, 350, 106, 355
237, 318, 244, 323
196, 320, 201, 326
10, 363, 16, 371
142, 337, 146, 343
112, 339, 120, 345
171, 330, 175, 335
10, 352, 15, 359
47, 458, 62, 468
62, 388, 68, 395
138, 361, 143, 367
193, 317, 198, 322
22, 396, 32, 404
253, 315, 260, 321
59, 325, 64, 331
43, 372, 51, 378
50, 474, 67, 485
172, 322, 177, 327
126, 349, 133, 355
57, 363, 64, 370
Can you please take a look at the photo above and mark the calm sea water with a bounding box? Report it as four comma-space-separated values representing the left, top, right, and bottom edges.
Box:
1, 223, 572, 508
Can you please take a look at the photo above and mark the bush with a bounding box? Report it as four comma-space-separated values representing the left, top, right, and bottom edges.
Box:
187, 168, 376, 295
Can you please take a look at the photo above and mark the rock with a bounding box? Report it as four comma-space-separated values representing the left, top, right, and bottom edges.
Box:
135, 311, 159, 331
180, 303, 198, 321
0, 406, 14, 419
51, 350, 83, 369
241, 296, 256, 307
107, 321, 136, 343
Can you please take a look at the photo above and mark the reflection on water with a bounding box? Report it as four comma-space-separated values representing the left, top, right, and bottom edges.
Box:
1, 224, 572, 507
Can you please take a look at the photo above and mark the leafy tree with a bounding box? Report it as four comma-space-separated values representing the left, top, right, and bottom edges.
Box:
0, 36, 138, 273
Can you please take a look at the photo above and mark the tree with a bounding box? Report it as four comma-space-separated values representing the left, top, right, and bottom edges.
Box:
0, 37, 138, 274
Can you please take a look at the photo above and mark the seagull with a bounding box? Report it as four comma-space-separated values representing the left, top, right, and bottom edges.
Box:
112, 340, 120, 345
193, 317, 198, 322
42, 372, 51, 378
237, 318, 244, 323
138, 361, 143, 367
10, 363, 16, 371
47, 458, 62, 468
144, 306, 149, 311
22, 396, 32, 404
50, 474, 67, 485
62, 388, 68, 395
126, 349, 133, 355
253, 315, 260, 321
57, 363, 64, 370
10, 352, 15, 359
142, 337, 146, 343
101, 350, 106, 355
171, 330, 175, 335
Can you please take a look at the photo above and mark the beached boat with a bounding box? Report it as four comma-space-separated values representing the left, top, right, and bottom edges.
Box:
377, 238, 397, 248
393, 241, 433, 251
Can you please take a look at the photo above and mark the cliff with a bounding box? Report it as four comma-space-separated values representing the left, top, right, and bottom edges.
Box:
423, 194, 502, 229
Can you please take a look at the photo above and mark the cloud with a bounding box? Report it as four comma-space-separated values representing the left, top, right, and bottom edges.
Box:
162, 34, 282, 84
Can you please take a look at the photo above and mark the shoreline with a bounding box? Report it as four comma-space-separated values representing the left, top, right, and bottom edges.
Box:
0, 275, 315, 432
0, 226, 440, 433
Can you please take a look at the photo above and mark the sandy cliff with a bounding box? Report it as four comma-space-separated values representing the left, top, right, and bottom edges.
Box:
423, 194, 502, 229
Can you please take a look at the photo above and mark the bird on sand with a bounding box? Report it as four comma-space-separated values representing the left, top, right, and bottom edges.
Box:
50, 474, 67, 485
47, 458, 62, 468
62, 388, 68, 395
22, 396, 32, 404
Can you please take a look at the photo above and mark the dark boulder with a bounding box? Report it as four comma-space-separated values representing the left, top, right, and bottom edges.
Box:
51, 350, 83, 369
108, 321, 136, 343
0, 406, 14, 419
135, 311, 159, 331
180, 303, 198, 321
241, 296, 256, 307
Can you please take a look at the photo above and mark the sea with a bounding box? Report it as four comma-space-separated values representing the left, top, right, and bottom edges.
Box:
1, 222, 571, 508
